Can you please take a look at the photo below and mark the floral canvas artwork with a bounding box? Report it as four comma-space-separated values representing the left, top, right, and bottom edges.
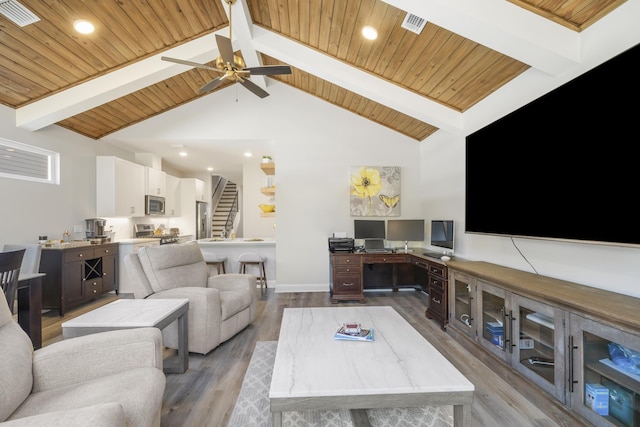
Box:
350, 166, 401, 216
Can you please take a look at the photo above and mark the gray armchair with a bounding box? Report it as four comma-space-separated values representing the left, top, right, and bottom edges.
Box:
124, 241, 257, 355
0, 292, 165, 427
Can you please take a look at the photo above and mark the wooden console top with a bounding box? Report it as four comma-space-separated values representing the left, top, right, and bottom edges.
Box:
446, 260, 640, 333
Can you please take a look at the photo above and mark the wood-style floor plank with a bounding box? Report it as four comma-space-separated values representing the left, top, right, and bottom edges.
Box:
41, 289, 589, 427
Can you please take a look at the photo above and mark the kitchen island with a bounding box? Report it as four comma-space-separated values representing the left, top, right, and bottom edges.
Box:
198, 238, 276, 287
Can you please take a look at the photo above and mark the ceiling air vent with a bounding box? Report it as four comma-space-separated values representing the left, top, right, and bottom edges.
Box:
0, 0, 40, 27
401, 13, 427, 35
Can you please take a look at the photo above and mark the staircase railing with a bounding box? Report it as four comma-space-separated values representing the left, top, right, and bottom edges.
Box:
224, 192, 239, 235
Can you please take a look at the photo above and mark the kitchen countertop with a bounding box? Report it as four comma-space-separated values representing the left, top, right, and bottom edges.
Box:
40, 240, 116, 249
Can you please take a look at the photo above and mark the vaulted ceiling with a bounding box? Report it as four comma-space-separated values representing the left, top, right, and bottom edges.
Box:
0, 0, 633, 155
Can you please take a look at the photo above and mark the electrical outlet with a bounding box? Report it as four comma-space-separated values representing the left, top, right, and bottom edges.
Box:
73, 224, 83, 233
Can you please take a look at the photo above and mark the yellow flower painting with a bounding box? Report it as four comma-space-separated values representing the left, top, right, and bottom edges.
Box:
350, 166, 400, 216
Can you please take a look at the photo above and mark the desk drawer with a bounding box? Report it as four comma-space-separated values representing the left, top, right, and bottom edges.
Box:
335, 266, 359, 275
429, 276, 446, 292
363, 255, 407, 264
333, 274, 362, 293
429, 287, 445, 314
428, 264, 447, 279
332, 255, 360, 266
95, 246, 118, 257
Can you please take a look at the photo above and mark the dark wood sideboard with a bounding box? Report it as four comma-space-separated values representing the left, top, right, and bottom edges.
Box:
40, 242, 118, 316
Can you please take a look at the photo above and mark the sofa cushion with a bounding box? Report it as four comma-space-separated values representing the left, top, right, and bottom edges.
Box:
9, 368, 165, 427
1, 402, 125, 427
220, 290, 253, 321
137, 242, 209, 293
0, 295, 33, 422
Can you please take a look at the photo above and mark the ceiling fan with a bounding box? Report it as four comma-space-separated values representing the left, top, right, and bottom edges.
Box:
161, 0, 291, 98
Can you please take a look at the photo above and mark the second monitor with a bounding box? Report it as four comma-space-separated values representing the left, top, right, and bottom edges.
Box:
387, 219, 425, 253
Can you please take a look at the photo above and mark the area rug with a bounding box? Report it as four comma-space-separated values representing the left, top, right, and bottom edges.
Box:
227, 341, 453, 427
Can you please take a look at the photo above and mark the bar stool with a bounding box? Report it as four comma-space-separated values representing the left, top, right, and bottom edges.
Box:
237, 252, 267, 288
202, 252, 226, 275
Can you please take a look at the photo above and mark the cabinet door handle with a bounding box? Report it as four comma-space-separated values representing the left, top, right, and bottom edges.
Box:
105, 249, 109, 253
568, 335, 579, 392
346, 268, 350, 272
78, 253, 83, 258
432, 297, 441, 304
343, 282, 354, 286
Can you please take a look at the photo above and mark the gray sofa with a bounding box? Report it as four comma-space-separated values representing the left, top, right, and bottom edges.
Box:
0, 293, 165, 427
124, 241, 257, 355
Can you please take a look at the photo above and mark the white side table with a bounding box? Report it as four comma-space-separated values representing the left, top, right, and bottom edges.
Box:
62, 298, 189, 374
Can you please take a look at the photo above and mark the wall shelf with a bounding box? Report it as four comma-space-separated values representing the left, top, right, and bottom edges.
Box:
260, 186, 276, 196
260, 163, 275, 175
260, 212, 275, 218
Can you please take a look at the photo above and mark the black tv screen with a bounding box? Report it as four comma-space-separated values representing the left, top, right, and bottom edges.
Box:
387, 219, 425, 242
465, 43, 640, 247
354, 220, 385, 239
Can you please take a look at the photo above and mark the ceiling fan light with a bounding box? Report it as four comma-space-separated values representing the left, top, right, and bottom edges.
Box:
362, 26, 378, 40
73, 19, 94, 34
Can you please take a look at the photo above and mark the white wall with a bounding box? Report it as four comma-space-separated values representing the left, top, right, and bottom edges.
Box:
2, 50, 640, 298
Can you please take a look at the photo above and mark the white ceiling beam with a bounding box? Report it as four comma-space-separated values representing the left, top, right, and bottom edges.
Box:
383, 0, 580, 75
251, 27, 462, 133
16, 31, 228, 131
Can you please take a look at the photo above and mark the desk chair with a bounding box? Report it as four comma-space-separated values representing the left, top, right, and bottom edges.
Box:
3, 244, 42, 274
0, 248, 25, 313
237, 252, 267, 289
202, 252, 227, 275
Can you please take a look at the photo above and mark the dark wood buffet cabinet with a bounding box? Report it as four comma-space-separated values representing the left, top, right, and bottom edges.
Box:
329, 251, 449, 329
40, 242, 119, 316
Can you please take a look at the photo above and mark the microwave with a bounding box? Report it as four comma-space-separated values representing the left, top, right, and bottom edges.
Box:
145, 195, 165, 215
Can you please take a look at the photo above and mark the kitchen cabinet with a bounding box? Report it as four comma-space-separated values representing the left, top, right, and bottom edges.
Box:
96, 156, 145, 217
145, 167, 166, 196
40, 243, 119, 316
329, 253, 364, 303
446, 260, 640, 425
165, 174, 181, 216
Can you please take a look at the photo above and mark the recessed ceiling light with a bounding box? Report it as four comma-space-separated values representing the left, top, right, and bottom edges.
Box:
74, 20, 94, 34
207, 167, 213, 171
179, 151, 187, 157
244, 152, 252, 157
362, 26, 378, 40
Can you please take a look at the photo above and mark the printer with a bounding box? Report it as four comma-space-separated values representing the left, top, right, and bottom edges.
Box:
328, 237, 355, 253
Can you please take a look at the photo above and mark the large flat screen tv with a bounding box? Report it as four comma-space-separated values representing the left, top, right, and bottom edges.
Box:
465, 43, 640, 248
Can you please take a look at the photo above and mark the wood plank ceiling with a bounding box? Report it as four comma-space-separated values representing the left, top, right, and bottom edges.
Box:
0, 0, 628, 141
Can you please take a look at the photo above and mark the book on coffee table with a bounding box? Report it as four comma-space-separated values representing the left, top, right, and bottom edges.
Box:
334, 325, 374, 341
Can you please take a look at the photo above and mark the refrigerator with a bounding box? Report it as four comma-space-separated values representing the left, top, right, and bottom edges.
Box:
196, 201, 210, 240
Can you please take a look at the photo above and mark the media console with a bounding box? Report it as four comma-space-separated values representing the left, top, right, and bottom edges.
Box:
329, 251, 449, 328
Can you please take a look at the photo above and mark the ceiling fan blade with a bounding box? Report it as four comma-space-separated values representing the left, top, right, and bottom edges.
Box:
244, 65, 292, 76
161, 56, 218, 72
215, 35, 235, 65
199, 76, 227, 93
239, 78, 270, 98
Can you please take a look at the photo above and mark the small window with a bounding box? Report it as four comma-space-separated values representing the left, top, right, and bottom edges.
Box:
0, 137, 59, 184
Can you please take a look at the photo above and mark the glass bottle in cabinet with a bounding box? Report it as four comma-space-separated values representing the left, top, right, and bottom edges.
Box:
569, 314, 640, 427
449, 271, 476, 337
511, 294, 566, 402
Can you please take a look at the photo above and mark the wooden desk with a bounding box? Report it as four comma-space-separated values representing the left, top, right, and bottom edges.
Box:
17, 272, 45, 349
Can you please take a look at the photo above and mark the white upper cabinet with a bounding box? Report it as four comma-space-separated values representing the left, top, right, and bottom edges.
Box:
96, 156, 145, 217
165, 174, 181, 216
145, 167, 166, 196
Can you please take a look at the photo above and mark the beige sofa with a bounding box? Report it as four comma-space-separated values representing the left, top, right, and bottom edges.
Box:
0, 293, 165, 427
124, 241, 257, 355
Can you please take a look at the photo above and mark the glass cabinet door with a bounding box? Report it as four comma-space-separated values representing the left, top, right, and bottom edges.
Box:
477, 281, 510, 362
569, 314, 640, 427
449, 271, 475, 337
511, 294, 566, 403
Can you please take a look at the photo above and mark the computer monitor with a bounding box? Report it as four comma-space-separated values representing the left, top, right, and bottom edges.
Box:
387, 219, 425, 253
354, 220, 385, 239
430, 220, 454, 253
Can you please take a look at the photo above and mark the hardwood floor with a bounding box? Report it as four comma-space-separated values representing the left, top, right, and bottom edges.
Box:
41, 289, 590, 427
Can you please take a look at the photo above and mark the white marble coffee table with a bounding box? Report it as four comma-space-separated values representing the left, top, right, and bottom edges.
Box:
269, 306, 474, 427
61, 298, 189, 374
